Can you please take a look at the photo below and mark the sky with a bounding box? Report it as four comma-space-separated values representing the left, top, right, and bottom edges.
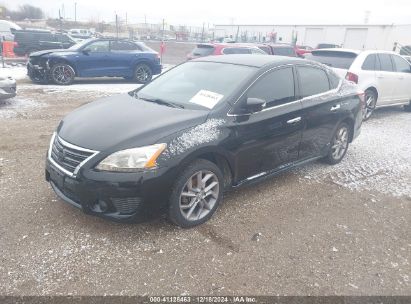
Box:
3, 0, 411, 27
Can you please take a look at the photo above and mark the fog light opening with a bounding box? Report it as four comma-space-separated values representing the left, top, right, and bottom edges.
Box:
98, 200, 109, 213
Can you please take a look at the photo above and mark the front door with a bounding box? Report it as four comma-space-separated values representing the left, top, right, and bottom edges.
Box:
375, 53, 397, 105
76, 40, 112, 77
391, 54, 411, 103
226, 67, 304, 182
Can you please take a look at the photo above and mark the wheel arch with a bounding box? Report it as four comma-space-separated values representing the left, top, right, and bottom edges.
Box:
340, 116, 355, 143
175, 147, 235, 190
48, 57, 77, 75
365, 86, 378, 100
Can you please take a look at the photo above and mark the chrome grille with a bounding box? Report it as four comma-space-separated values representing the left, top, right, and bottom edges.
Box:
111, 197, 142, 214
50, 134, 96, 175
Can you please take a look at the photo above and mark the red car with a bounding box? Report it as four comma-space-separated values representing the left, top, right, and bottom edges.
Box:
187, 43, 266, 60
294, 45, 313, 57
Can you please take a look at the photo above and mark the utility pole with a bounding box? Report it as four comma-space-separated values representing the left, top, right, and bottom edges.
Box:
161, 18, 165, 64
74, 2, 77, 23
201, 22, 205, 42
115, 14, 119, 39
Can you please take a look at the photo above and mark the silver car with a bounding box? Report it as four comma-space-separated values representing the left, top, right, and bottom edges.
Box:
0, 76, 16, 99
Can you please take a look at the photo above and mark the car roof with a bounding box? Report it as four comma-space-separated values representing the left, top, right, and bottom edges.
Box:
265, 43, 295, 48
313, 48, 362, 55
198, 43, 259, 49
192, 54, 306, 67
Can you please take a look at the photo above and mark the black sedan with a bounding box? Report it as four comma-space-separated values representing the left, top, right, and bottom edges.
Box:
46, 55, 363, 227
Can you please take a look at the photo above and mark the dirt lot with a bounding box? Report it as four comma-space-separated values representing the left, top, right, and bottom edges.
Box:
0, 73, 410, 296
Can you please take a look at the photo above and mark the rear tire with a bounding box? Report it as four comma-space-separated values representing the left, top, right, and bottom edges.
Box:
133, 63, 153, 84
363, 89, 377, 121
50, 63, 75, 85
168, 159, 223, 228
324, 122, 350, 165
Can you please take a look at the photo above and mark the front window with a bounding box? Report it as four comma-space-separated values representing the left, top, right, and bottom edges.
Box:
83, 41, 110, 52
246, 67, 296, 108
132, 62, 257, 110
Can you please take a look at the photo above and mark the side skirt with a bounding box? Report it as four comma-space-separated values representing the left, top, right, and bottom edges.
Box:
232, 155, 323, 188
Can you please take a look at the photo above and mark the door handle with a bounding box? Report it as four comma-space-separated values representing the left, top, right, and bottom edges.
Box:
330, 104, 341, 112
287, 117, 301, 124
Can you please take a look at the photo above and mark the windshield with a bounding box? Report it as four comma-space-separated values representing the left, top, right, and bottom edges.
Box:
132, 61, 257, 110
68, 38, 95, 50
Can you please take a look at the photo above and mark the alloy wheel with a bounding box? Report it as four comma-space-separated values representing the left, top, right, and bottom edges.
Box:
363, 93, 376, 120
135, 65, 152, 83
179, 170, 219, 222
52, 65, 74, 85
331, 126, 349, 160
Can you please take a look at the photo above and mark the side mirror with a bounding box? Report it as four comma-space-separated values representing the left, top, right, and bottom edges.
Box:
246, 97, 266, 113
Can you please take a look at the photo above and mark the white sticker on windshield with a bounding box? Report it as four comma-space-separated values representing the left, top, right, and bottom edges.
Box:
189, 90, 224, 109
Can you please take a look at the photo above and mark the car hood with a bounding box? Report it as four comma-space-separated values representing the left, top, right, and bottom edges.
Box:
30, 49, 76, 57
57, 93, 209, 152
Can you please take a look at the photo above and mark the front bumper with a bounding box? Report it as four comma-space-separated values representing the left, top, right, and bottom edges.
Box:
0, 85, 16, 99
45, 158, 175, 223
27, 62, 49, 83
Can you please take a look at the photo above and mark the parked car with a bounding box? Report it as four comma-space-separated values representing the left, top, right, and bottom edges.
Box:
187, 43, 266, 60
0, 20, 21, 41
295, 45, 313, 57
68, 29, 93, 40
0, 76, 16, 99
46, 55, 363, 227
13, 30, 76, 56
264, 43, 297, 57
404, 55, 411, 64
305, 48, 411, 119
27, 38, 162, 85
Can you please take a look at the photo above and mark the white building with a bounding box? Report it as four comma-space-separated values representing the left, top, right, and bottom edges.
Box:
214, 24, 411, 51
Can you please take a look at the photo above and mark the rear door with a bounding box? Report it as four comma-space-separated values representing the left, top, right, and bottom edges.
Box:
391, 54, 411, 102
109, 40, 142, 77
297, 65, 345, 160
375, 53, 397, 105
229, 66, 304, 181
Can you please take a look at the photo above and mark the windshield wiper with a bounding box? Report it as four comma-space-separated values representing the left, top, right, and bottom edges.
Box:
138, 96, 184, 109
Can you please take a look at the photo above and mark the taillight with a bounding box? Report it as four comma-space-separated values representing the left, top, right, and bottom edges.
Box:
345, 72, 358, 84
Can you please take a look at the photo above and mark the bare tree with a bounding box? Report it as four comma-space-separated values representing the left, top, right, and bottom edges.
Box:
7, 4, 44, 21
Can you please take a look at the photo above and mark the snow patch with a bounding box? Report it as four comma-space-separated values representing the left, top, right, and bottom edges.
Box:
0, 65, 27, 80
0, 97, 45, 119
296, 109, 411, 197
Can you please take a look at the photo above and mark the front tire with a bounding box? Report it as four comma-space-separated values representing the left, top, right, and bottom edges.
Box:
168, 159, 223, 228
363, 89, 377, 121
50, 63, 75, 85
133, 63, 153, 84
324, 122, 350, 165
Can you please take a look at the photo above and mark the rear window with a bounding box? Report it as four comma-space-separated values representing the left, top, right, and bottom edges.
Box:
305, 51, 357, 69
258, 46, 271, 54
191, 45, 214, 56
297, 66, 330, 97
223, 48, 251, 54
272, 47, 295, 57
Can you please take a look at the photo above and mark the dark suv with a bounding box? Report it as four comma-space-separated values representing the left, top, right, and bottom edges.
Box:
13, 30, 76, 56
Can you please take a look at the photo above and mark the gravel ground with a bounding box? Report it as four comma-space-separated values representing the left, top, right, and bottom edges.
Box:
0, 76, 410, 296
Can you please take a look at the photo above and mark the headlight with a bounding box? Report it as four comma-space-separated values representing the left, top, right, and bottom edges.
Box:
96, 144, 166, 172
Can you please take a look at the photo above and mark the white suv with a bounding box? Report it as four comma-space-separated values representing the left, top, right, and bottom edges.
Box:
305, 49, 411, 120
